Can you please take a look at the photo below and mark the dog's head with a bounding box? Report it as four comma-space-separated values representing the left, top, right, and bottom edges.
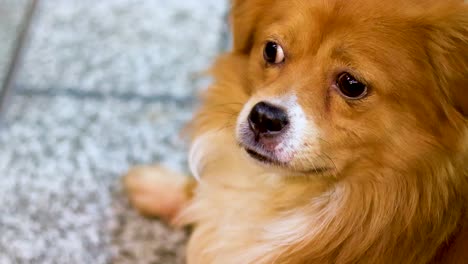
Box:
232, 0, 467, 175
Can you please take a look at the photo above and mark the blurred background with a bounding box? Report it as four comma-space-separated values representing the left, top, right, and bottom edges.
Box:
0, 0, 228, 263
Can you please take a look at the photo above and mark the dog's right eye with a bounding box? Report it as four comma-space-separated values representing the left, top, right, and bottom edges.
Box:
263, 41, 285, 64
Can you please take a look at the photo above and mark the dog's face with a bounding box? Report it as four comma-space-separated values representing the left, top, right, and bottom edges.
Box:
234, 0, 467, 175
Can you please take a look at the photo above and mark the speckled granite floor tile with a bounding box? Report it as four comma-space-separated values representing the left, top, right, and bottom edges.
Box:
0, 95, 192, 263
17, 0, 228, 98
0, 0, 29, 85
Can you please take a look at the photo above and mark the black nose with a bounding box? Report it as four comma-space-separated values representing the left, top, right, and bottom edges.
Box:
248, 102, 289, 137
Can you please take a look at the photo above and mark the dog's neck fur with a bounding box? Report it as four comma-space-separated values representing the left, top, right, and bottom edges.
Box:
182, 129, 467, 264
261, 165, 466, 264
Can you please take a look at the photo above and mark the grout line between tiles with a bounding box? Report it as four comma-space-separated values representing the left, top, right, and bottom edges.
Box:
14, 86, 197, 106
0, 0, 39, 122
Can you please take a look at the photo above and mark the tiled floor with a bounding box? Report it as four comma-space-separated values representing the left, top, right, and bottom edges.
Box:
0, 1, 228, 263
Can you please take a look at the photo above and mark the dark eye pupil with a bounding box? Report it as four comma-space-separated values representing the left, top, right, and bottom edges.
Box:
337, 73, 367, 99
264, 42, 278, 63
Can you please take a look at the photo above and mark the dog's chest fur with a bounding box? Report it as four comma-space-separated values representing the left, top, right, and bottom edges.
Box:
180, 132, 467, 264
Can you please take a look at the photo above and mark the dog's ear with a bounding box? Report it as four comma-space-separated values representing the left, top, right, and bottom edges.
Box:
230, 0, 271, 53
423, 3, 468, 116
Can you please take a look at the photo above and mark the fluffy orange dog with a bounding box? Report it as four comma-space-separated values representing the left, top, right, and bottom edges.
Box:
124, 0, 468, 263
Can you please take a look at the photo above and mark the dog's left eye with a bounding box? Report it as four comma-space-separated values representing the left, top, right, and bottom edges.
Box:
336, 73, 368, 100
263, 41, 285, 64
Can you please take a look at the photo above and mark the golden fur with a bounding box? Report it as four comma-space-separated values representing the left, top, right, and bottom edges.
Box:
125, 0, 468, 263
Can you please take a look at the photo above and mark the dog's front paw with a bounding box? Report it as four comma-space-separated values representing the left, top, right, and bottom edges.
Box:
123, 166, 188, 223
